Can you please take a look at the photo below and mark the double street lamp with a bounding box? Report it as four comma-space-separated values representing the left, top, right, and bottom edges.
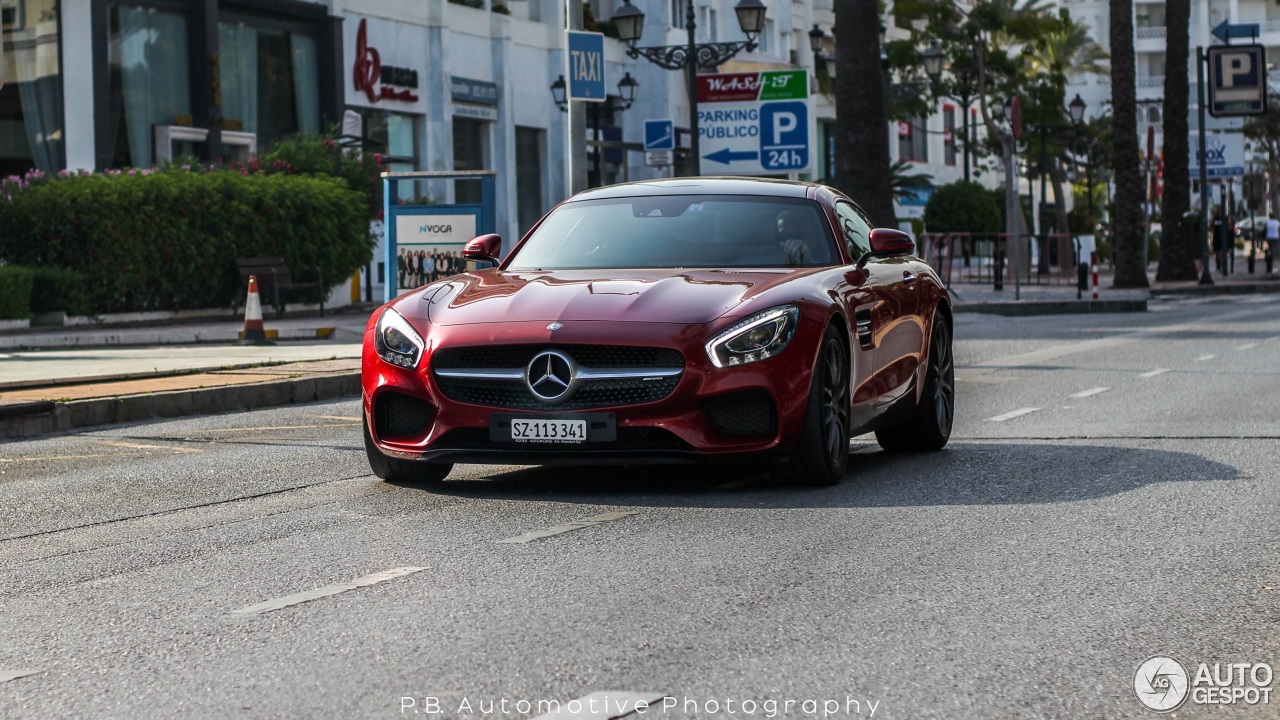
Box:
551, 72, 640, 188
611, 0, 768, 176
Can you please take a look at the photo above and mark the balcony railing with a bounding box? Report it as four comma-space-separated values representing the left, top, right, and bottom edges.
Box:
1137, 76, 1165, 88
1136, 26, 1167, 39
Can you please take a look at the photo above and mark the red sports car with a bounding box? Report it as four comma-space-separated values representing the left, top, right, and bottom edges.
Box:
362, 178, 953, 487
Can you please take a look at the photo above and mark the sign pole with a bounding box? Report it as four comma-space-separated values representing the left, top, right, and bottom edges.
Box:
1198, 46, 1215, 285
565, 1, 588, 195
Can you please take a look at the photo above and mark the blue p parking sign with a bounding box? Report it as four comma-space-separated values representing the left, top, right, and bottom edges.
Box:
759, 101, 809, 171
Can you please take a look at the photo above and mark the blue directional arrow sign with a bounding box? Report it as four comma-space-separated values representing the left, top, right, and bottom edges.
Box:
703, 148, 759, 164
644, 119, 675, 151
1211, 19, 1261, 43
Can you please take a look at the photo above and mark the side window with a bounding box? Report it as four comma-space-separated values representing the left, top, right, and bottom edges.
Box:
835, 201, 872, 260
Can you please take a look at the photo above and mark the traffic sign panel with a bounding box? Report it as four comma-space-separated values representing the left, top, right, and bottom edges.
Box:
566, 31, 605, 102
1207, 44, 1266, 117
696, 70, 811, 176
644, 119, 675, 151
645, 150, 674, 167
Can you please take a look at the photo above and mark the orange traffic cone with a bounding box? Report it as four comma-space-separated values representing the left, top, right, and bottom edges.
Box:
240, 275, 271, 344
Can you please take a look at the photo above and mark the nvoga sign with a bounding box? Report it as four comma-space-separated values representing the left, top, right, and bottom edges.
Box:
1188, 133, 1245, 177
697, 70, 811, 175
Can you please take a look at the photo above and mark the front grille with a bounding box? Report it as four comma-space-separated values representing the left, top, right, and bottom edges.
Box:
375, 391, 435, 439
432, 344, 683, 370
432, 344, 685, 410
705, 392, 777, 436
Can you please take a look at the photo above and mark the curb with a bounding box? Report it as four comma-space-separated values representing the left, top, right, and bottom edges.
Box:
0, 372, 361, 440
1151, 282, 1280, 297
954, 299, 1148, 316
0, 326, 342, 351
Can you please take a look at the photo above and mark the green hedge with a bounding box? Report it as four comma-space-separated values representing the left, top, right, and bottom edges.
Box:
0, 171, 372, 314
925, 181, 1003, 235
0, 266, 33, 320
28, 266, 90, 315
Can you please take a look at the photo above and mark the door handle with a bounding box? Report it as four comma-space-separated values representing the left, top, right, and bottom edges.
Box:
902, 271, 918, 286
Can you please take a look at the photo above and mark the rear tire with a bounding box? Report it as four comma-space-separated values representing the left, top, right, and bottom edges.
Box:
771, 325, 850, 487
875, 311, 954, 452
363, 416, 452, 485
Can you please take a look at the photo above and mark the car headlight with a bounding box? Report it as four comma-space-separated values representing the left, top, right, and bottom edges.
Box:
705, 305, 800, 368
374, 308, 425, 369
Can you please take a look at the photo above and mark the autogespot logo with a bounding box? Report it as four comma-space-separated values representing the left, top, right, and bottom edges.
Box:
1135, 656, 1190, 712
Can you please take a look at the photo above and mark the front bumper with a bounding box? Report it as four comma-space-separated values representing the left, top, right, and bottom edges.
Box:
361, 317, 822, 466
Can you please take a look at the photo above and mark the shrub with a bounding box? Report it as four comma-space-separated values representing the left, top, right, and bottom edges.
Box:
28, 266, 90, 316
925, 181, 1003, 234
0, 171, 372, 314
256, 134, 382, 219
0, 266, 32, 320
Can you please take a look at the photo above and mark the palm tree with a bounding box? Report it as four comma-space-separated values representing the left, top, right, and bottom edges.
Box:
1024, 20, 1109, 241
1158, 0, 1196, 280
1110, 0, 1149, 287
835, 0, 895, 227
890, 160, 935, 202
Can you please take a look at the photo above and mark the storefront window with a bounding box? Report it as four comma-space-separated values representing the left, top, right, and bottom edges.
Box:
355, 109, 416, 171
107, 4, 191, 168
0, 0, 64, 175
515, 126, 543, 236
219, 21, 319, 146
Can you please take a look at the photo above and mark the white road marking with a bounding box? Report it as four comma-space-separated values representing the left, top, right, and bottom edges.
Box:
1237, 343, 1257, 351
203, 423, 354, 433
497, 512, 636, 544
1196, 354, 1216, 362
94, 440, 202, 454
1139, 368, 1171, 378
986, 407, 1041, 422
0, 669, 41, 683
529, 692, 667, 720
1069, 387, 1110, 398
229, 567, 426, 615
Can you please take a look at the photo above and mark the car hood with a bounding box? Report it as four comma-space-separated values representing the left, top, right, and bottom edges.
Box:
422, 268, 810, 326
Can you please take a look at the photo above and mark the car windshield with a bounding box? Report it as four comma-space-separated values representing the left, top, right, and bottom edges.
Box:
505, 195, 838, 270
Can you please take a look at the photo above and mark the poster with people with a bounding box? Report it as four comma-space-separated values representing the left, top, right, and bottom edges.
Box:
393, 214, 477, 294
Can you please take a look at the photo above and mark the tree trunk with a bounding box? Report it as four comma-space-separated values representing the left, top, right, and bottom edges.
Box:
834, 0, 896, 227
1110, 0, 1150, 287
1049, 159, 1069, 236
1157, 0, 1196, 280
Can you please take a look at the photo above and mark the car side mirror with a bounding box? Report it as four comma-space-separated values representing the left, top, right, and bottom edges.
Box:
868, 228, 915, 258
463, 234, 502, 265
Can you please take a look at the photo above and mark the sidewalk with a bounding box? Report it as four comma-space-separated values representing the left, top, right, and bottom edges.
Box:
0, 310, 373, 440
948, 257, 1280, 315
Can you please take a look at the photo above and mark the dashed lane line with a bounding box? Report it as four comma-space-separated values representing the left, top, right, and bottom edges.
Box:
0, 670, 42, 683
1237, 343, 1258, 351
1196, 354, 1217, 362
497, 512, 637, 544
529, 692, 667, 720
986, 407, 1041, 422
1139, 368, 1171, 378
229, 567, 427, 616
1069, 387, 1110, 398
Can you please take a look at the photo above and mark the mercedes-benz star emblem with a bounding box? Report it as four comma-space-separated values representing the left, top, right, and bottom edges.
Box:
546, 322, 563, 331
525, 350, 577, 403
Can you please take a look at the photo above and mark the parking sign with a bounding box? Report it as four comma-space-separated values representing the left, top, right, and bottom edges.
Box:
1208, 45, 1267, 117
696, 70, 811, 175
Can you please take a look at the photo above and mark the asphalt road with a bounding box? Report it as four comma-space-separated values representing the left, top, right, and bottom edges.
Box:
1, 295, 1277, 719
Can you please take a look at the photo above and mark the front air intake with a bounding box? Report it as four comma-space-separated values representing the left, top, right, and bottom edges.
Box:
375, 391, 434, 440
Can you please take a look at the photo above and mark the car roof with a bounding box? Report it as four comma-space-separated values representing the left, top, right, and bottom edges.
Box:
569, 177, 819, 202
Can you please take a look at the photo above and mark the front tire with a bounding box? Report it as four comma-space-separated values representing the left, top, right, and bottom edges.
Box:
875, 310, 954, 452
363, 416, 452, 485
771, 325, 850, 487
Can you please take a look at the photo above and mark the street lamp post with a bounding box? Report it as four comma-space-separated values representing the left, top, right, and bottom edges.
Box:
921, 42, 978, 183
612, 0, 766, 176
551, 72, 640, 188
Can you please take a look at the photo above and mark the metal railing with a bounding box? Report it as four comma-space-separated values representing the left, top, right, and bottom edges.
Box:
921, 232, 1085, 289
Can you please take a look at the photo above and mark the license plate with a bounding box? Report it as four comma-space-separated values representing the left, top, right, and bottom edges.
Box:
489, 413, 617, 444
510, 419, 586, 444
